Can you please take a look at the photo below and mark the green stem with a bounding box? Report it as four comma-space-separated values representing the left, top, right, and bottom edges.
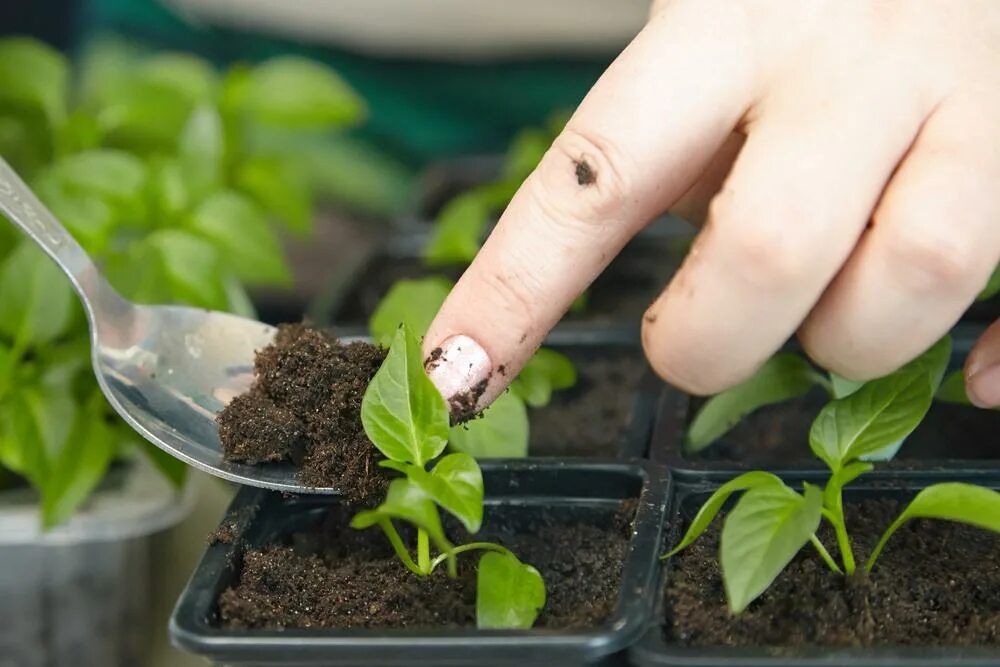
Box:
378, 519, 423, 576
809, 535, 843, 574
428, 542, 515, 573
417, 528, 431, 574
865, 515, 907, 573
822, 506, 856, 576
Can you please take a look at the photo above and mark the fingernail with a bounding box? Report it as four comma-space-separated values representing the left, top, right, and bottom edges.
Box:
967, 363, 1000, 409
424, 335, 492, 417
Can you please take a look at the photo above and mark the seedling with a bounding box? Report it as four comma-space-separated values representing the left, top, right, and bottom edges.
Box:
353, 324, 546, 628
663, 340, 1000, 613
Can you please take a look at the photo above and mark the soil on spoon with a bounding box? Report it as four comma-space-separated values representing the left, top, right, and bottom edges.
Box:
217, 324, 388, 502
218, 500, 637, 629
666, 497, 1000, 647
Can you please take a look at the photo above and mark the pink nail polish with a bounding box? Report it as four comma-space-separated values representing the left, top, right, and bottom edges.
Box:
424, 335, 492, 416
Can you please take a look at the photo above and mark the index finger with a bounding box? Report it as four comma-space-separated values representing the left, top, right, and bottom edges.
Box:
422, 1, 754, 415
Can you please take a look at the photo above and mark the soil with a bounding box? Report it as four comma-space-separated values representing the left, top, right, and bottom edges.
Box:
529, 351, 648, 456
218, 499, 636, 630
666, 496, 1000, 647
685, 389, 1000, 464
217, 324, 389, 502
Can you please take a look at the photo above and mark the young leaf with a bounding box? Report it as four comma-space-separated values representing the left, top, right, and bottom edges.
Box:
361, 325, 449, 466
867, 483, 1000, 571
245, 57, 365, 129
510, 348, 577, 408
385, 452, 484, 533
721, 484, 823, 613
449, 392, 529, 459
91, 74, 195, 150
898, 335, 952, 391
351, 478, 450, 551
44, 149, 148, 221
144, 230, 228, 309
424, 192, 491, 267
369, 277, 453, 347
664, 471, 785, 558
935, 369, 972, 406
476, 552, 546, 629
829, 372, 864, 399
686, 353, 821, 453
0, 37, 67, 123
808, 369, 934, 471
141, 53, 217, 103
178, 104, 224, 194
235, 156, 313, 236
0, 243, 73, 347
185, 191, 290, 286
978, 261, 1000, 301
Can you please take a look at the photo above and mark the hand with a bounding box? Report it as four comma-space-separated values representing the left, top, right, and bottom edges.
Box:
422, 0, 1000, 415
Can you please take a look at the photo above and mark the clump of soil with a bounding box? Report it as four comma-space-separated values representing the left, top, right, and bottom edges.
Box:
217, 324, 388, 502
666, 497, 1000, 646
529, 352, 647, 456
219, 501, 635, 630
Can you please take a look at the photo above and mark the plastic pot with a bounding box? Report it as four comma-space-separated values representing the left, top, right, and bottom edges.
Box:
170, 461, 671, 667
629, 471, 1000, 667
650, 326, 1000, 480
0, 459, 195, 667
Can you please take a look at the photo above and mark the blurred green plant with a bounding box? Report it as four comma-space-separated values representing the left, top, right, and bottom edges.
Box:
0, 35, 370, 526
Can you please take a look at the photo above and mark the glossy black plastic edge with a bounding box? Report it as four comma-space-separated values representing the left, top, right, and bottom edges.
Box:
169, 460, 672, 667
650, 324, 1000, 480
629, 470, 1000, 667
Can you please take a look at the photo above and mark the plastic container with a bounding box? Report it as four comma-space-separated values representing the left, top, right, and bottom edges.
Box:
170, 460, 671, 667
0, 458, 195, 667
629, 471, 1000, 667
650, 325, 1000, 480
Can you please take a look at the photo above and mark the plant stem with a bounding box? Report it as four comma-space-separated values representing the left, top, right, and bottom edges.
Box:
417, 528, 431, 574
378, 519, 423, 576
428, 542, 515, 573
809, 535, 843, 574
822, 506, 856, 576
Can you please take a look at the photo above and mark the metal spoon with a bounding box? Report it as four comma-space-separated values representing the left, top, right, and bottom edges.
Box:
0, 159, 334, 493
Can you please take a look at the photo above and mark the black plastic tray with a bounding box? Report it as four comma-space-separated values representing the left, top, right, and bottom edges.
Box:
629, 471, 1000, 667
170, 461, 672, 667
650, 325, 1000, 480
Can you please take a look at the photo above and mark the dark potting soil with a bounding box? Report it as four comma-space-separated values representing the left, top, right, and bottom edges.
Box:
665, 497, 1000, 647
687, 388, 1000, 464
529, 351, 648, 456
218, 500, 636, 630
216, 324, 389, 502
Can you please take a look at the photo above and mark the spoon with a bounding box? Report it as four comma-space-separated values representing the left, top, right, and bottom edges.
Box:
0, 159, 334, 494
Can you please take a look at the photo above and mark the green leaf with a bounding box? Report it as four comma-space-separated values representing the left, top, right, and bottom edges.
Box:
145, 230, 227, 309
686, 353, 821, 453
369, 277, 453, 347
808, 369, 934, 471
510, 348, 577, 408
978, 261, 1000, 301
476, 551, 545, 629
829, 372, 864, 399
41, 398, 117, 527
822, 461, 874, 517
141, 53, 217, 103
351, 477, 449, 549
384, 452, 484, 533
898, 336, 952, 392
0, 381, 75, 486
43, 149, 148, 221
936, 369, 971, 406
0, 37, 67, 124
92, 74, 195, 151
424, 191, 492, 267
664, 471, 785, 558
0, 243, 73, 347
867, 483, 1000, 571
361, 325, 449, 466
185, 191, 290, 286
245, 57, 365, 129
721, 484, 823, 613
178, 104, 224, 195
33, 171, 116, 255
235, 156, 312, 235
449, 392, 529, 459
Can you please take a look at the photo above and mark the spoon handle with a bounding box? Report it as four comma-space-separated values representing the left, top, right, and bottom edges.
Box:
0, 158, 128, 317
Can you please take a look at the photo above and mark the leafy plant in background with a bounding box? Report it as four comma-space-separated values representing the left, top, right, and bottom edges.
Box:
0, 35, 366, 526
369, 277, 576, 458
663, 340, 1000, 613
353, 325, 545, 628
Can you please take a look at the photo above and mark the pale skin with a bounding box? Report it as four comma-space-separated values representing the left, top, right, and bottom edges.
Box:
423, 0, 1000, 414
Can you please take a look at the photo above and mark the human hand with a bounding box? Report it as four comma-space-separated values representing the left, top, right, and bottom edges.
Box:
421, 0, 1000, 416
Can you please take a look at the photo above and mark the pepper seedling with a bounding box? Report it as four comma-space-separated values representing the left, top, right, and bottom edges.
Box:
663, 342, 1000, 613
352, 324, 546, 629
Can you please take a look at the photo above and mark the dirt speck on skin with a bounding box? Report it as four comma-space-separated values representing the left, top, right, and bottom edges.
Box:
219, 500, 637, 630
217, 324, 388, 502
448, 377, 489, 423
666, 497, 1000, 647
575, 159, 596, 186
424, 347, 443, 372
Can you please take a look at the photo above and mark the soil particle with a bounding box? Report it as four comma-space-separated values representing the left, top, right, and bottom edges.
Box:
448, 377, 489, 424
218, 501, 636, 630
209, 521, 237, 546
217, 324, 388, 502
575, 159, 596, 186
665, 497, 1000, 647
423, 347, 444, 372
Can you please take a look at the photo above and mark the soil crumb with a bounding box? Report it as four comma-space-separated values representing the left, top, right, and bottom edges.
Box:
217, 324, 388, 502
666, 497, 1000, 647
575, 159, 596, 186
219, 501, 635, 630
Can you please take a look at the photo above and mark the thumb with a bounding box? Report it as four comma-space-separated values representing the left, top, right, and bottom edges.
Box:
966, 319, 1000, 409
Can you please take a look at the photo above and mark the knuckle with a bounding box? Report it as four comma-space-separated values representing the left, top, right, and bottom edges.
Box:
880, 218, 979, 293
479, 266, 540, 322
